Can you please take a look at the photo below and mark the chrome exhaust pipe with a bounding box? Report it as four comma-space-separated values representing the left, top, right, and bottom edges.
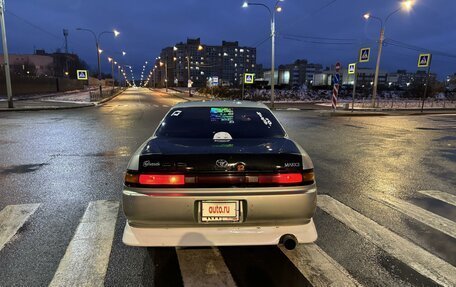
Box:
279, 234, 298, 250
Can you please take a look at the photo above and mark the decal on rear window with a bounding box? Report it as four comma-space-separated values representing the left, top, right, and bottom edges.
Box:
256, 112, 272, 128
171, 110, 182, 117
210, 108, 234, 123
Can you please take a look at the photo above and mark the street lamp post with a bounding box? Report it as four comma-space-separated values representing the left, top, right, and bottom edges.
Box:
108, 57, 114, 88
0, 0, 13, 108
76, 28, 119, 97
364, 0, 414, 108
243, 0, 283, 109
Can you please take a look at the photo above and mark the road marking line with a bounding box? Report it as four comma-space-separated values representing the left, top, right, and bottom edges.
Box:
49, 200, 119, 287
280, 244, 363, 287
162, 104, 169, 107
0, 204, 40, 251
154, 104, 159, 107
176, 247, 236, 287
418, 190, 456, 207
371, 195, 456, 239
318, 195, 456, 287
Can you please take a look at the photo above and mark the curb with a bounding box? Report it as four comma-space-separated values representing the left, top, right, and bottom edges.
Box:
0, 89, 126, 112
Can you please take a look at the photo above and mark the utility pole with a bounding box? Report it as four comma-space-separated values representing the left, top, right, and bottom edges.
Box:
63, 29, 69, 53
372, 28, 384, 108
0, 0, 12, 108
270, 11, 275, 109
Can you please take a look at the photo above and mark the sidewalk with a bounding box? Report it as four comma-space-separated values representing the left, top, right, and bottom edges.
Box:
0, 87, 124, 112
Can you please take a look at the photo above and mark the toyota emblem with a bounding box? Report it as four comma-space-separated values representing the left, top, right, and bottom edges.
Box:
215, 159, 229, 168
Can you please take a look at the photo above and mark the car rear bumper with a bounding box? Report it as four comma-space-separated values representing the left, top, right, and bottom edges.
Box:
122, 185, 317, 228
123, 219, 317, 246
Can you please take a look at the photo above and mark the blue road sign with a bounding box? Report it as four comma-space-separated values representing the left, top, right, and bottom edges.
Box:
359, 48, 370, 63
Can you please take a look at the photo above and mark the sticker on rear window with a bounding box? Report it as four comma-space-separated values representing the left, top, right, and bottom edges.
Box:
210, 108, 234, 123
171, 110, 182, 117
256, 112, 272, 128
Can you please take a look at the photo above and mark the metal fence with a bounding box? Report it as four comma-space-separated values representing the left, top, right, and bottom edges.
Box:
89, 87, 123, 102
346, 98, 456, 110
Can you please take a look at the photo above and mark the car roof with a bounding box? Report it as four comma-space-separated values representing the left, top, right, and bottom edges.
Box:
172, 100, 269, 109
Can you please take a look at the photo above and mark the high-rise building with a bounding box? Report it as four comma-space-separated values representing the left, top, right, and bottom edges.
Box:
156, 38, 256, 87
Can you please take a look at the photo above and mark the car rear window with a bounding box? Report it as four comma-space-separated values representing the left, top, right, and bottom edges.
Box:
155, 107, 286, 139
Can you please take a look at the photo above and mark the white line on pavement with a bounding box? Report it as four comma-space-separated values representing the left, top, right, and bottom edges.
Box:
0, 204, 40, 251
49, 200, 119, 287
280, 244, 363, 287
371, 195, 456, 239
418, 190, 456, 207
176, 247, 236, 287
317, 195, 456, 287
162, 104, 169, 107
154, 104, 159, 107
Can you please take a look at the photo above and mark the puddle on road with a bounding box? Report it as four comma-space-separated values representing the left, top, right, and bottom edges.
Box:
0, 163, 49, 175
434, 136, 456, 141
84, 146, 131, 158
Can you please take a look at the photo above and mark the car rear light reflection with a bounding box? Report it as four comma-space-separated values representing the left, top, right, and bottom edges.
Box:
139, 174, 185, 185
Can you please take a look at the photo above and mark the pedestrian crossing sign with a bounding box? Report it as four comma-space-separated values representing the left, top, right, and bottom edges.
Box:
359, 48, 370, 62
418, 53, 431, 68
244, 73, 254, 84
348, 63, 356, 75
77, 70, 88, 80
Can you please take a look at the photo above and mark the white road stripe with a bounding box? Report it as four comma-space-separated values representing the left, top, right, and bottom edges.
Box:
49, 200, 119, 287
371, 195, 456, 239
0, 204, 40, 251
280, 244, 363, 287
153, 104, 159, 107
418, 190, 456, 207
162, 104, 169, 107
318, 195, 456, 287
176, 247, 236, 287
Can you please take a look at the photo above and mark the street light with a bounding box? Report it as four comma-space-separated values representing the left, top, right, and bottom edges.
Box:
363, 0, 414, 107
243, 0, 284, 109
76, 28, 120, 95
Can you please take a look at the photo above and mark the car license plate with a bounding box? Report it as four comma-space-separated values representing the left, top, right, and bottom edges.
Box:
201, 201, 240, 222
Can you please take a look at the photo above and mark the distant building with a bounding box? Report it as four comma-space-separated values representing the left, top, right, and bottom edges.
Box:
314, 67, 388, 87
0, 50, 86, 79
157, 38, 256, 87
262, 70, 278, 86
277, 59, 323, 87
0, 53, 54, 77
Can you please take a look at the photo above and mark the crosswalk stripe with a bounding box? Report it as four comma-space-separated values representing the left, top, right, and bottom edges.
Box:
49, 200, 119, 287
176, 247, 236, 287
418, 190, 456, 207
371, 195, 456, 239
0, 204, 40, 251
317, 195, 456, 287
162, 104, 169, 107
154, 104, 159, 107
280, 244, 363, 287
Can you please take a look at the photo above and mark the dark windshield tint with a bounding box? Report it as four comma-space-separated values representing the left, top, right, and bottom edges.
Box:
155, 107, 286, 139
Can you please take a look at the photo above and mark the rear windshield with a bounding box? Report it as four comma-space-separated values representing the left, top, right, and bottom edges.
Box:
155, 107, 286, 139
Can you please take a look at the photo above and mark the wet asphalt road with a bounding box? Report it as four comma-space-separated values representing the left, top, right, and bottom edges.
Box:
0, 88, 455, 287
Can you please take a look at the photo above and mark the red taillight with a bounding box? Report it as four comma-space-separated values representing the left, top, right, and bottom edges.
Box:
258, 173, 303, 184
139, 174, 185, 185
